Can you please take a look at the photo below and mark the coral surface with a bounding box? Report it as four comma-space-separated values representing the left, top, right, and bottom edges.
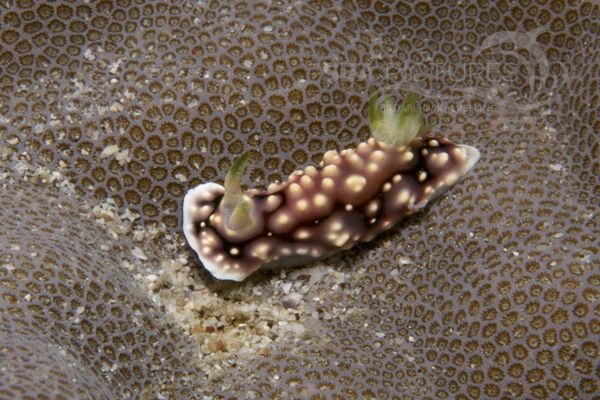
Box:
1, 1, 598, 399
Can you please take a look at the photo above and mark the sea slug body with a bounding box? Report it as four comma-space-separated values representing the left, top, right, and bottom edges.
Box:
183, 93, 480, 281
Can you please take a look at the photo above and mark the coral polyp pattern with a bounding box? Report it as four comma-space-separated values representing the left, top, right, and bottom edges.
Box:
1, 1, 599, 399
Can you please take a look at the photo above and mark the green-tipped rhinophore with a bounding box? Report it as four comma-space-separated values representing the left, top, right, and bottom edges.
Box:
368, 92, 426, 147
222, 152, 249, 209
222, 152, 255, 231
228, 200, 252, 231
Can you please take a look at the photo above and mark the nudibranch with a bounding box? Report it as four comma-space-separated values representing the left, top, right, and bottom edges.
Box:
183, 93, 480, 281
